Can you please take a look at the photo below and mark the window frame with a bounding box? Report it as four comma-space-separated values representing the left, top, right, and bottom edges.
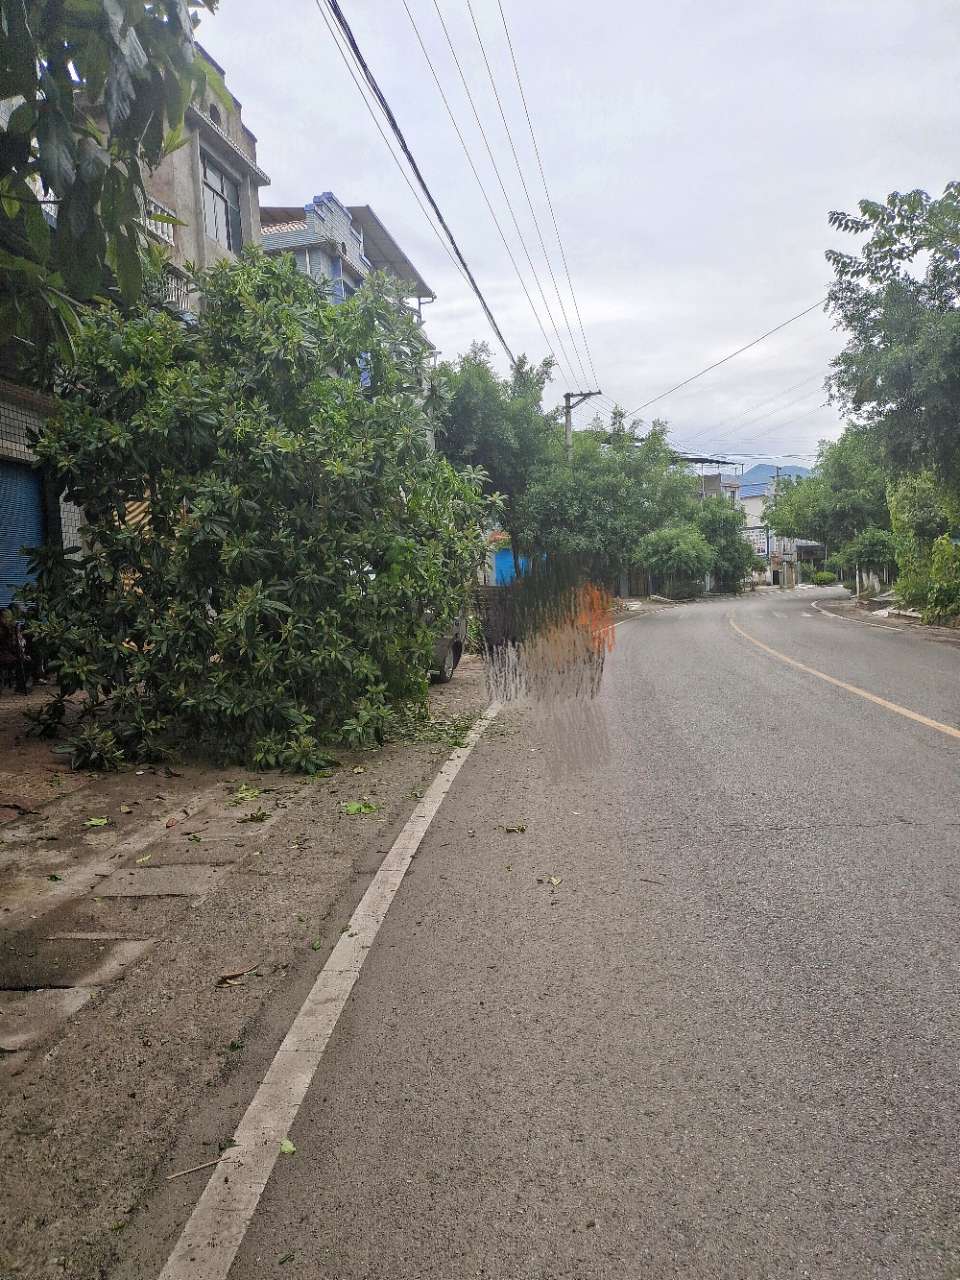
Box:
200, 150, 243, 253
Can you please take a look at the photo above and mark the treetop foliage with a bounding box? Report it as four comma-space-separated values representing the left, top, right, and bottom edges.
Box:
0, 0, 219, 362
827, 183, 960, 493
26, 251, 490, 770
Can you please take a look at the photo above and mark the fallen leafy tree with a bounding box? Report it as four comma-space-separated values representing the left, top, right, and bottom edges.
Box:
26, 250, 490, 770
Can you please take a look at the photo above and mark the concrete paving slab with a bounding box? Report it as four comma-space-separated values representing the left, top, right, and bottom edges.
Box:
0, 986, 93, 1051
95, 866, 227, 899
0, 934, 118, 989
47, 895, 189, 937
142, 837, 246, 867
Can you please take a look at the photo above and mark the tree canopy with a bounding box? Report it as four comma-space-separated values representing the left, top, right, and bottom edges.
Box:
694, 496, 757, 591
0, 0, 217, 363
513, 416, 698, 586
26, 251, 490, 770
763, 429, 888, 552
434, 343, 561, 556
827, 183, 960, 496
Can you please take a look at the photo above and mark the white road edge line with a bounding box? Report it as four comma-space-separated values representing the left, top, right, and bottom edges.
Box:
810, 599, 905, 632
157, 702, 501, 1280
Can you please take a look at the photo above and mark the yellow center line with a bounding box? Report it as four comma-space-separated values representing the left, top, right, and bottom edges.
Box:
729, 614, 960, 743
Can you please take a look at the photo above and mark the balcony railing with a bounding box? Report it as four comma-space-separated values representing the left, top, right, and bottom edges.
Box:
145, 197, 177, 246
162, 267, 192, 314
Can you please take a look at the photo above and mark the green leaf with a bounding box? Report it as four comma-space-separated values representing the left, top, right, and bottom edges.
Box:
5, 100, 36, 136
35, 104, 76, 194
341, 800, 379, 815
83, 816, 110, 828
109, 228, 143, 303
278, 1138, 296, 1155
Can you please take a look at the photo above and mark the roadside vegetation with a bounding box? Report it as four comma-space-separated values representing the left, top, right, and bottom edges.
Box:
436, 358, 756, 598
25, 252, 491, 769
765, 182, 960, 621
0, 0, 220, 365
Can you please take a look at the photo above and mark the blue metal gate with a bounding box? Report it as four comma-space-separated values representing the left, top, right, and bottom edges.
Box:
0, 461, 44, 607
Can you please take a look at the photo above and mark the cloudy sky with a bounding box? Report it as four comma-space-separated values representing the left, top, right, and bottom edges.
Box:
196, 0, 957, 464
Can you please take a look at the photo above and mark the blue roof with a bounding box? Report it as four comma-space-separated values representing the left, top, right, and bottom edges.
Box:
739, 482, 770, 499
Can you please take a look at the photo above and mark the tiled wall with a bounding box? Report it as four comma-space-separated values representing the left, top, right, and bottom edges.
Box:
0, 386, 84, 554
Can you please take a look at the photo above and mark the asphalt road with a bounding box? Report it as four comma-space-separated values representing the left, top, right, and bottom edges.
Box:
143, 589, 960, 1279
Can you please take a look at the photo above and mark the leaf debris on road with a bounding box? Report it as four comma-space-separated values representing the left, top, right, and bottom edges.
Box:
342, 800, 379, 816
237, 808, 269, 823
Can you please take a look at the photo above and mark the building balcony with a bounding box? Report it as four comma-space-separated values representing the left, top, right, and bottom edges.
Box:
162, 266, 192, 314
145, 197, 177, 246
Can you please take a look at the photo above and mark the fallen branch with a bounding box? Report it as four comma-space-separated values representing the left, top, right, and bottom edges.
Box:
165, 1155, 239, 1181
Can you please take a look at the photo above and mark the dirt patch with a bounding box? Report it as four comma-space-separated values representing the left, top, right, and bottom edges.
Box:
0, 655, 489, 1280
0, 687, 92, 822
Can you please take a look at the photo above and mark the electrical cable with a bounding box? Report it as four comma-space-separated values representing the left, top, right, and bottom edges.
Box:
319, 0, 518, 367
312, 0, 472, 293
687, 384, 827, 454
465, 0, 589, 386
399, 0, 564, 376
494, 0, 600, 389
422, 0, 579, 383
679, 371, 825, 449
624, 297, 827, 416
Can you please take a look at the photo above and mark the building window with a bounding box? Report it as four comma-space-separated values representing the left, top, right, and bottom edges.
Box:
201, 151, 242, 252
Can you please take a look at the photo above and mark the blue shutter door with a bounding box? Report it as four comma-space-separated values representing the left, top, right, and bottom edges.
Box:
0, 462, 44, 607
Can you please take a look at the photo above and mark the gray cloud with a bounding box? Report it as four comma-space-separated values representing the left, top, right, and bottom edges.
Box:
198, 0, 957, 462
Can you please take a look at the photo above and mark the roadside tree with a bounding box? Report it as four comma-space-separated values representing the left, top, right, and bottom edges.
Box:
25, 251, 490, 769
827, 183, 960, 495
0, 0, 218, 365
695, 496, 756, 592
434, 343, 560, 568
514, 418, 698, 590
636, 524, 713, 598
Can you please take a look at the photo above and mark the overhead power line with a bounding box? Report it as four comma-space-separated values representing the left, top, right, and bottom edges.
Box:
673, 400, 832, 459
312, 0, 472, 293
733, 400, 832, 450
625, 297, 827, 417
465, 0, 589, 386
679, 370, 825, 449
422, 0, 579, 382
494, 0, 600, 389
319, 0, 517, 368
688, 382, 827, 454
399, 0, 561, 375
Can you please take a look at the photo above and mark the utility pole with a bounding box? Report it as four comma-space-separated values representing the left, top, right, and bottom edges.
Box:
563, 390, 603, 461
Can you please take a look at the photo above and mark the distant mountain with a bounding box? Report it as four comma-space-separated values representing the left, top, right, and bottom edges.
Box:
728, 463, 810, 485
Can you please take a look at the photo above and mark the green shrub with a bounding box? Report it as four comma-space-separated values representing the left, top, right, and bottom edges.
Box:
463, 611, 485, 655
922, 536, 960, 623
811, 571, 838, 586
26, 252, 491, 770
894, 569, 932, 611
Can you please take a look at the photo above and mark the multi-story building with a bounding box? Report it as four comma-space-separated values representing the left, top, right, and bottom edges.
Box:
737, 477, 812, 586
1, 50, 268, 607
260, 193, 435, 322
145, 47, 270, 312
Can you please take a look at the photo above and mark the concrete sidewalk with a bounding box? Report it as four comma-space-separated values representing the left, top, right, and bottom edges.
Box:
0, 657, 489, 1280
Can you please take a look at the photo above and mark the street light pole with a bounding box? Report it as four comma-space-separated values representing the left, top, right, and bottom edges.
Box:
563, 390, 603, 462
